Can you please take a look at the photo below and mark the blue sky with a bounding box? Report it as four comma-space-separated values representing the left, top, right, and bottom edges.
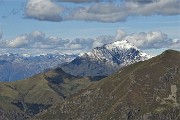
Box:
0, 0, 179, 55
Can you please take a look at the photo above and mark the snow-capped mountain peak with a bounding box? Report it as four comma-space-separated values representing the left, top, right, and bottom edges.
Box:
62, 40, 151, 76
82, 40, 150, 65
107, 40, 136, 50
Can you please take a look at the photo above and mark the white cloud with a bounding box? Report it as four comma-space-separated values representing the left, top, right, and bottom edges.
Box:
66, 0, 180, 22
115, 29, 127, 40
131, 0, 180, 16
70, 38, 93, 50
30, 31, 45, 41
121, 31, 180, 49
93, 35, 115, 48
0, 30, 179, 55
25, 0, 179, 22
65, 3, 129, 22
69, 44, 83, 50
8, 35, 28, 48
25, 0, 64, 21
1, 31, 114, 53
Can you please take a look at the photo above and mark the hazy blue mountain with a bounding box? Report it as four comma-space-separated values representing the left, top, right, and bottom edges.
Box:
0, 53, 77, 82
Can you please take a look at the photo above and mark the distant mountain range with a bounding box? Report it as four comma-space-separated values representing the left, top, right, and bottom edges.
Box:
0, 40, 150, 82
0, 50, 179, 120
0, 53, 77, 82
36, 50, 180, 120
62, 40, 151, 76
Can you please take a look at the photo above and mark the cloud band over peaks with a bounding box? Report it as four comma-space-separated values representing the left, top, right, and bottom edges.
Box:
25, 0, 180, 22
0, 30, 179, 55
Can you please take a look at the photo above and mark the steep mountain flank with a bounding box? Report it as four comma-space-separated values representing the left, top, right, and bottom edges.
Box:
36, 50, 180, 120
62, 40, 150, 76
0, 68, 104, 120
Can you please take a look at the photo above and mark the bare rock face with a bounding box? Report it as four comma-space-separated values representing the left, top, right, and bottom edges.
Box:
36, 50, 180, 120
62, 40, 150, 76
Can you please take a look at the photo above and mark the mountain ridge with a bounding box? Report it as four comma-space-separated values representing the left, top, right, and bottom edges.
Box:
0, 53, 78, 82
36, 49, 180, 120
61, 40, 150, 76
0, 67, 105, 120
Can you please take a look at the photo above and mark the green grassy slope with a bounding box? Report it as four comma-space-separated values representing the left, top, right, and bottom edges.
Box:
36, 50, 180, 120
0, 68, 104, 120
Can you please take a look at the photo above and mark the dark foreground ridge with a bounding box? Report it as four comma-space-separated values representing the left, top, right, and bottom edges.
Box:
35, 50, 180, 120
0, 67, 105, 120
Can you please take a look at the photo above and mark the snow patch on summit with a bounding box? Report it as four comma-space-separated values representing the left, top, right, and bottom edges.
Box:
82, 40, 151, 66
62, 40, 151, 76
